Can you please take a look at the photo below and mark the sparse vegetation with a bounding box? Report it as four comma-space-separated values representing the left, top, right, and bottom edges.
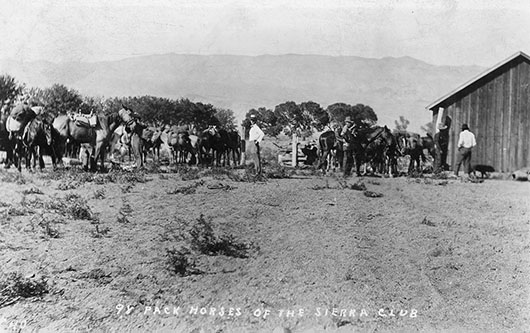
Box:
0, 272, 49, 307
166, 247, 200, 276
35, 214, 61, 238
263, 164, 292, 179
91, 225, 111, 238
166, 180, 204, 195
117, 201, 132, 223
421, 217, 436, 227
93, 189, 105, 199
22, 187, 44, 195
43, 193, 94, 220
350, 181, 367, 191
363, 190, 383, 198
188, 215, 253, 258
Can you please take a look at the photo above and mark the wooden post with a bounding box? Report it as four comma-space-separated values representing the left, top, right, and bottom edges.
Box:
291, 133, 297, 167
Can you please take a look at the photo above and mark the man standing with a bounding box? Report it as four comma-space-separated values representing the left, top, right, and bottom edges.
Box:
434, 122, 449, 171
454, 123, 476, 178
248, 114, 264, 175
340, 116, 355, 177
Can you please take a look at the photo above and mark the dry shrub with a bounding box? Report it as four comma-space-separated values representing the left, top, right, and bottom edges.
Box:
363, 190, 383, 198
57, 181, 80, 191
93, 189, 105, 199
166, 247, 200, 277
6, 206, 32, 216
200, 168, 232, 179
189, 215, 253, 258
0, 273, 49, 307
34, 214, 61, 238
117, 201, 132, 223
179, 167, 201, 181
91, 225, 111, 238
45, 193, 94, 220
264, 164, 292, 179
1, 173, 27, 184
167, 180, 204, 195
117, 171, 148, 184
22, 187, 44, 195
421, 217, 436, 227
121, 184, 134, 193
350, 181, 367, 191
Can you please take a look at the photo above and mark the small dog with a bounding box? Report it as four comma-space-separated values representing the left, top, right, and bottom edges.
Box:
471, 164, 495, 179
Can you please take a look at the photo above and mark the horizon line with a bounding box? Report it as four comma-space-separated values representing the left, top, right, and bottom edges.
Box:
0, 52, 486, 68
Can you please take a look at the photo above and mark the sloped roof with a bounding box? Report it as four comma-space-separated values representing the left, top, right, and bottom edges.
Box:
427, 51, 530, 111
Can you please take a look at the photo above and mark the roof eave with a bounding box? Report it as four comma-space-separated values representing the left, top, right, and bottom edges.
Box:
426, 51, 530, 111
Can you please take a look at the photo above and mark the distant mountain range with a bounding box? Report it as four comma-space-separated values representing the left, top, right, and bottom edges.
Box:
0, 54, 485, 132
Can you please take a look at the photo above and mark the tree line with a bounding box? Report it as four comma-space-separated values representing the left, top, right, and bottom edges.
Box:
1, 74, 385, 139
0, 75, 236, 130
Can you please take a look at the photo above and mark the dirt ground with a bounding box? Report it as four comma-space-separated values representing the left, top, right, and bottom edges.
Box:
0, 163, 529, 333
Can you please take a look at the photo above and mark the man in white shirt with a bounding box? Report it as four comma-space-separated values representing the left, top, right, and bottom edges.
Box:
454, 123, 476, 177
248, 114, 264, 174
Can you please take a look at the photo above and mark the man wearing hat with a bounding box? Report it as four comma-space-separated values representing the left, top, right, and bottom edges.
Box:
340, 116, 356, 176
454, 123, 476, 178
434, 122, 449, 171
248, 114, 264, 175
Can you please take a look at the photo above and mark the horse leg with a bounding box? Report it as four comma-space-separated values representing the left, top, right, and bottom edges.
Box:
95, 142, 108, 172
38, 146, 45, 170
26, 145, 32, 171
133, 134, 143, 167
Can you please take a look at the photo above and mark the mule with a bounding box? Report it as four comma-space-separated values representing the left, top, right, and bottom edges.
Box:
53, 113, 123, 171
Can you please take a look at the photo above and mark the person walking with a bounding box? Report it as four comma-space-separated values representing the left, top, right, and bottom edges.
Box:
454, 123, 476, 178
248, 114, 264, 175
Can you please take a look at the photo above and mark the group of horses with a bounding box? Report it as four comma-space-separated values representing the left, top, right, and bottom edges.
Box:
108, 123, 242, 168
317, 125, 435, 177
0, 105, 243, 172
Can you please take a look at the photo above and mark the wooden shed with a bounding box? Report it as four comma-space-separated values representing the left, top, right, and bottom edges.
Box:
427, 51, 530, 173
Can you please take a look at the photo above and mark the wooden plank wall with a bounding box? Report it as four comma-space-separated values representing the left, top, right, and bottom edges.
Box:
443, 57, 529, 173
517, 61, 530, 169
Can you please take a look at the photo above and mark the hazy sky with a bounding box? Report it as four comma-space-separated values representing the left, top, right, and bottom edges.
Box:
1, 0, 529, 66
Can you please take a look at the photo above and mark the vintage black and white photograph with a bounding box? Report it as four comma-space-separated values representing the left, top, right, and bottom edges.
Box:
0, 0, 529, 332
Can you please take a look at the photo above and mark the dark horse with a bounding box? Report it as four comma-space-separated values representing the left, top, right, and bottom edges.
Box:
223, 130, 242, 166
53, 112, 123, 171
197, 128, 224, 166
318, 130, 338, 172
0, 111, 15, 168
344, 125, 398, 177
317, 125, 345, 173
23, 117, 60, 171
394, 131, 435, 174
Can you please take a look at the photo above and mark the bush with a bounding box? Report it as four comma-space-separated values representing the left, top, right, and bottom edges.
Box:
45, 193, 94, 220
167, 181, 204, 195
0, 272, 49, 307
22, 187, 44, 195
166, 247, 199, 276
189, 215, 252, 258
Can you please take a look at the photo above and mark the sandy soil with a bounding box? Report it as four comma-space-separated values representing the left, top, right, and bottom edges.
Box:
0, 165, 529, 333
